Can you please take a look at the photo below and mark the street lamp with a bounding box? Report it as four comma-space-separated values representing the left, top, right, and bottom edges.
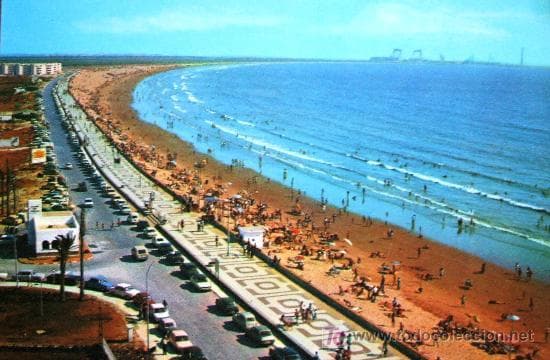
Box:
145, 262, 154, 356
13, 234, 18, 288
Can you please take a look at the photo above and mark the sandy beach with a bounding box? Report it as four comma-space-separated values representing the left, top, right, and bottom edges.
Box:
69, 65, 549, 360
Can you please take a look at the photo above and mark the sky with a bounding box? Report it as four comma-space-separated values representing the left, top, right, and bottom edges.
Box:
2, 0, 550, 65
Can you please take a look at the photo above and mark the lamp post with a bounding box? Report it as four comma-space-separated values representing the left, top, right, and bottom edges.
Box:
145, 262, 154, 356
226, 214, 231, 257
13, 234, 19, 288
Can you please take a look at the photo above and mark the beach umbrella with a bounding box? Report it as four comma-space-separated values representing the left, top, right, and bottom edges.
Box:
344, 238, 353, 246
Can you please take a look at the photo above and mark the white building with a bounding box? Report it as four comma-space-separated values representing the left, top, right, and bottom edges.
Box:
0, 62, 62, 76
238, 226, 266, 249
27, 200, 79, 254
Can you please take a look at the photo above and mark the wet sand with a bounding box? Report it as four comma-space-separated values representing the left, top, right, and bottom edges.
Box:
69, 65, 549, 360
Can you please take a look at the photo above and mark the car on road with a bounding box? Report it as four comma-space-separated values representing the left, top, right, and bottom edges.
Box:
215, 297, 239, 316
246, 325, 275, 346
178, 346, 207, 360
17, 270, 46, 282
168, 329, 194, 354
83, 198, 94, 207
180, 263, 199, 278
46, 270, 80, 286
143, 228, 157, 239
190, 273, 211, 292
131, 245, 149, 261
136, 220, 149, 231
109, 283, 140, 299
127, 212, 139, 224
158, 317, 177, 335
165, 251, 185, 265
85, 275, 114, 292
114, 199, 126, 209
232, 312, 258, 331
269, 346, 302, 360
149, 302, 170, 322
119, 205, 132, 215
64, 163, 73, 169
152, 236, 171, 249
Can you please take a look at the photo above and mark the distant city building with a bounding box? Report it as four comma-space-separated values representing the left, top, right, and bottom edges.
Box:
0, 62, 62, 76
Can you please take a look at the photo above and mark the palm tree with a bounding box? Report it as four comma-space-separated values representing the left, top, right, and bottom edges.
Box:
53, 232, 76, 302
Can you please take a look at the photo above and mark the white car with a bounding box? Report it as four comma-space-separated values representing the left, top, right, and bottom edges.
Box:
109, 283, 140, 299
83, 198, 94, 207
149, 303, 170, 322
190, 273, 211, 292
152, 236, 171, 248
64, 163, 73, 169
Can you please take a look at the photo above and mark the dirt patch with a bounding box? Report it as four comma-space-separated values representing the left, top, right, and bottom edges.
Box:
0, 286, 145, 359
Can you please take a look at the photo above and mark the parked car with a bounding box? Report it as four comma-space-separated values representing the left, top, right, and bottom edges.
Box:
109, 283, 140, 299
149, 303, 170, 322
131, 245, 148, 261
152, 236, 171, 249
83, 198, 94, 207
232, 312, 258, 331
180, 263, 199, 278
17, 270, 46, 282
46, 271, 79, 286
168, 329, 194, 354
158, 317, 177, 335
165, 251, 185, 265
246, 325, 275, 346
114, 199, 126, 209
143, 228, 157, 239
269, 346, 302, 360
136, 220, 149, 230
85, 275, 114, 292
215, 297, 239, 315
179, 346, 207, 360
127, 212, 139, 224
190, 273, 211, 292
119, 205, 132, 215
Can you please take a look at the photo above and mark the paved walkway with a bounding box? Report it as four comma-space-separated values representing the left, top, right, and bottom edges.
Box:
55, 75, 403, 359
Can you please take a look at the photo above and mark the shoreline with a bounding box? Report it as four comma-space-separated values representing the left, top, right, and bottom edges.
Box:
68, 65, 549, 360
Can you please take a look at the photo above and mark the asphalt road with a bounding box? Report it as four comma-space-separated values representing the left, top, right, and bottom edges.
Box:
0, 79, 274, 360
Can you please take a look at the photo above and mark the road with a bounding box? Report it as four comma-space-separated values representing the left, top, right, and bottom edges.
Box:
0, 79, 275, 360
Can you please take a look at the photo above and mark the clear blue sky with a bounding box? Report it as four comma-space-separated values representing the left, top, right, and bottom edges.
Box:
2, 0, 549, 65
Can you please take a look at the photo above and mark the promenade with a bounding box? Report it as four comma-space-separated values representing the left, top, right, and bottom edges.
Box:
55, 74, 404, 360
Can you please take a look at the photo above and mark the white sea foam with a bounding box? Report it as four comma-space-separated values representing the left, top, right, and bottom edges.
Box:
185, 91, 202, 104
170, 95, 179, 102
237, 120, 255, 127
173, 105, 186, 114
353, 155, 549, 214
161, 88, 169, 95
206, 121, 332, 165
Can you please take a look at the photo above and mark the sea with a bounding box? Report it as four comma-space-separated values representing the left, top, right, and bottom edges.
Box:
132, 62, 550, 281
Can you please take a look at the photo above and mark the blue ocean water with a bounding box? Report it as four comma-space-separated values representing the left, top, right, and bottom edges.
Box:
132, 62, 550, 280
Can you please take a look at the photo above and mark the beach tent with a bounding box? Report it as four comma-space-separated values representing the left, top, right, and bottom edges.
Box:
238, 226, 265, 249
